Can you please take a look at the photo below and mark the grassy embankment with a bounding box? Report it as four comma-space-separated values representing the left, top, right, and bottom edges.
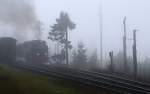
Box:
0, 64, 90, 94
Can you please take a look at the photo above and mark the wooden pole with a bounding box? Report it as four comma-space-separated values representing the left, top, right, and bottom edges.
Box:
123, 17, 127, 72
109, 51, 114, 72
100, 0, 103, 67
133, 30, 137, 79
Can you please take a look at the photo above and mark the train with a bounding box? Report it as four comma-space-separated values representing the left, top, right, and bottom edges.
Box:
0, 37, 17, 63
17, 40, 49, 64
0, 37, 49, 64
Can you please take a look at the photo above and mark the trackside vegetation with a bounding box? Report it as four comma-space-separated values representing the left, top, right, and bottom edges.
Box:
0, 64, 89, 94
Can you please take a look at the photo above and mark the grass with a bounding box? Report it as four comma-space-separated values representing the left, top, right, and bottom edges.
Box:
0, 64, 86, 94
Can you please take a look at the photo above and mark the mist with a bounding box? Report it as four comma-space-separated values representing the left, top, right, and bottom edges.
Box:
0, 0, 42, 42
0, 0, 149, 61
34, 0, 150, 61
0, 1, 150, 93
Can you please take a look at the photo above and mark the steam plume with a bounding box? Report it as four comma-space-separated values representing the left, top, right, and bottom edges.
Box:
0, 0, 42, 42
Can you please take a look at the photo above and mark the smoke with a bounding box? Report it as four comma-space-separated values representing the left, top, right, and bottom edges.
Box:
0, 0, 42, 42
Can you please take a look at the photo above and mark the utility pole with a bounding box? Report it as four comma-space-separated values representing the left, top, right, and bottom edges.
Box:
100, 0, 103, 67
123, 17, 127, 72
109, 51, 114, 72
133, 29, 137, 79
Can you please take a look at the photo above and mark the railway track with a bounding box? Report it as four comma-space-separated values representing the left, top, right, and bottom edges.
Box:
51, 65, 150, 90
12, 63, 150, 94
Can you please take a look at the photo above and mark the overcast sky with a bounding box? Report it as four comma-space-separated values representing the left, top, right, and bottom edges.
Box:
34, 0, 150, 60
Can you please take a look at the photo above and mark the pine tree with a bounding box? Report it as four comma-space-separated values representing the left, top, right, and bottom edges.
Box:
72, 42, 87, 68
48, 11, 75, 64
72, 50, 78, 65
88, 50, 98, 69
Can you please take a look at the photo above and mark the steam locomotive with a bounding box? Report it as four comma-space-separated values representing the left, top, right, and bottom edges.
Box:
17, 40, 49, 64
0, 37, 49, 64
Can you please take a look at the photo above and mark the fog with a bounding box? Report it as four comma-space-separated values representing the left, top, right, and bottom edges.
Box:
0, 0, 42, 41
34, 0, 150, 61
0, 0, 150, 86
0, 0, 150, 60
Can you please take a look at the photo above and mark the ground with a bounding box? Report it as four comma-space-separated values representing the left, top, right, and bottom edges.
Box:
0, 64, 83, 94
0, 64, 108, 94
